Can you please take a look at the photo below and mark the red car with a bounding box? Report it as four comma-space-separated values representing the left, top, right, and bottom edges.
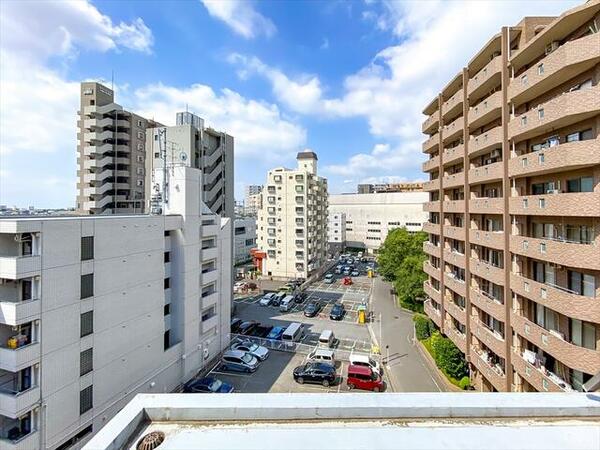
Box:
346, 364, 384, 392
342, 276, 353, 286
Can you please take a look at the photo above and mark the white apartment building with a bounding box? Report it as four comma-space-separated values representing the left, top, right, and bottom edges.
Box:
0, 165, 232, 450
145, 112, 234, 220
329, 192, 429, 253
234, 218, 256, 265
327, 212, 346, 254
257, 152, 328, 280
244, 192, 263, 218
77, 82, 161, 215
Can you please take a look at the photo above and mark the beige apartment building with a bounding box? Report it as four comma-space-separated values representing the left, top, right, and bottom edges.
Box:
422, 1, 600, 393
257, 152, 328, 280
77, 82, 161, 215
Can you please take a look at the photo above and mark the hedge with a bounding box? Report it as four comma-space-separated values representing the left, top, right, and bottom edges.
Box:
430, 332, 469, 380
413, 314, 435, 341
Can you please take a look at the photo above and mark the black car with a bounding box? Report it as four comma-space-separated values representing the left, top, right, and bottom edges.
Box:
231, 318, 243, 333
248, 325, 273, 338
238, 320, 259, 335
183, 377, 234, 393
293, 362, 336, 387
329, 303, 345, 321
294, 292, 307, 304
304, 300, 321, 317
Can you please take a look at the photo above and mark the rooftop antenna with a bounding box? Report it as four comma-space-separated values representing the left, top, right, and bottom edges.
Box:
111, 70, 114, 92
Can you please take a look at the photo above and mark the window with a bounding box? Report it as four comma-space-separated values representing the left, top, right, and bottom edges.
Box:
80, 348, 93, 376
163, 330, 170, 350
80, 385, 93, 415
538, 108, 544, 119
81, 236, 94, 261
137, 131, 144, 139
80, 274, 93, 299
568, 270, 596, 297
80, 311, 93, 337
164, 252, 170, 263
136, 179, 144, 187
537, 63, 544, 75
164, 304, 170, 316
164, 278, 170, 289
566, 176, 593, 193
570, 319, 596, 350
136, 167, 144, 175
521, 116, 527, 126
202, 306, 216, 321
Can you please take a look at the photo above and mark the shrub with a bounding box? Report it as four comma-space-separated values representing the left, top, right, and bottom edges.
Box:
413, 314, 433, 341
432, 336, 468, 380
459, 376, 470, 390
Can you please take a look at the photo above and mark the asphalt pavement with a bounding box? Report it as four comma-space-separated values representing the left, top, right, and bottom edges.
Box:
369, 277, 445, 392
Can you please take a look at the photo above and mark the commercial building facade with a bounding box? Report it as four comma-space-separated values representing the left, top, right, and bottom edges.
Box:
0, 165, 232, 449
77, 82, 161, 215
357, 182, 424, 194
421, 1, 600, 392
329, 192, 428, 253
257, 152, 328, 279
234, 217, 257, 265
327, 212, 346, 254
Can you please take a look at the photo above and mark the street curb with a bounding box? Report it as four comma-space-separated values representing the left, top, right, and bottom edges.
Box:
414, 338, 462, 392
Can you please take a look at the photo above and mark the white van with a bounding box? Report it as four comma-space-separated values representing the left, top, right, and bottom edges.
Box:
349, 353, 382, 374
282, 322, 304, 342
279, 295, 295, 312
308, 348, 336, 365
318, 329, 336, 348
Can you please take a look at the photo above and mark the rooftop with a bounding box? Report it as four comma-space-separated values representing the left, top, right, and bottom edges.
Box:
85, 393, 600, 450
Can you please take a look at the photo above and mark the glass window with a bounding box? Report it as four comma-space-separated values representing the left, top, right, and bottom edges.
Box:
80, 274, 94, 299
80, 385, 93, 415
80, 311, 93, 337
80, 348, 93, 376
81, 236, 94, 261
566, 132, 580, 142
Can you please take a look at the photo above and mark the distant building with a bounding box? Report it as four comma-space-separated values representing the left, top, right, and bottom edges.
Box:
234, 217, 257, 265
329, 192, 428, 253
244, 190, 263, 217
357, 182, 424, 194
328, 212, 346, 254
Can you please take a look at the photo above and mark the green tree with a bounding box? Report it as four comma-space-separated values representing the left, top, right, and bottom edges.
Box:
377, 228, 426, 281
413, 313, 434, 340
394, 254, 427, 312
432, 335, 469, 380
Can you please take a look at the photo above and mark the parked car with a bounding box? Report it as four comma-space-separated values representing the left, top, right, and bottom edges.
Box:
343, 269, 351, 276
346, 364, 384, 392
272, 291, 287, 307
293, 292, 307, 304
343, 277, 353, 286
329, 303, 345, 321
351, 270, 359, 277
231, 318, 243, 333
233, 281, 248, 292
220, 350, 259, 373
349, 353, 383, 375
334, 267, 342, 275
293, 362, 336, 387
231, 340, 270, 361
183, 377, 234, 393
259, 292, 276, 306
238, 321, 259, 335
266, 326, 286, 340
307, 348, 336, 365
304, 300, 322, 317
324, 273, 335, 284
248, 325, 273, 338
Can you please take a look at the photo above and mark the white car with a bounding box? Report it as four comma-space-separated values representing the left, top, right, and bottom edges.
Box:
259, 292, 276, 306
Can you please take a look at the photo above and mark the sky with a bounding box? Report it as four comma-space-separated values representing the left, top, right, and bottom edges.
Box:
0, 0, 579, 208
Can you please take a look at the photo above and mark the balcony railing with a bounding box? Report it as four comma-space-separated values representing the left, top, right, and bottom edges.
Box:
443, 200, 465, 213
509, 192, 600, 217
470, 257, 505, 286
468, 90, 502, 129
0, 256, 41, 280
442, 89, 464, 119
468, 126, 502, 156
471, 316, 506, 358
468, 55, 502, 97
422, 133, 439, 153
422, 154, 440, 173
469, 160, 503, 185
442, 172, 464, 189
0, 299, 41, 327
469, 229, 504, 250
470, 287, 505, 320
442, 116, 464, 144
468, 197, 503, 215
512, 349, 571, 393
442, 144, 464, 166
470, 346, 506, 392
510, 235, 600, 271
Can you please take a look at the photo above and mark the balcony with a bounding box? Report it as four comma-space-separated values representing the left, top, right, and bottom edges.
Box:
444, 225, 465, 241
442, 116, 464, 144
202, 268, 219, 286
445, 321, 467, 353
423, 242, 441, 259
423, 178, 440, 192
0, 429, 39, 450
442, 172, 464, 189
468, 197, 503, 215
442, 144, 464, 166
511, 312, 600, 375
423, 201, 440, 213
512, 350, 569, 393
422, 222, 440, 235
469, 161, 503, 185
471, 346, 506, 392
470, 258, 504, 286
422, 114, 439, 134
509, 33, 600, 105
424, 299, 442, 328
423, 262, 441, 280
444, 300, 466, 325
424, 282, 441, 304
422, 133, 439, 153
470, 288, 505, 321
0, 299, 40, 327
471, 316, 506, 359
469, 229, 504, 250
201, 246, 218, 262
468, 91, 502, 129
443, 200, 465, 214
201, 291, 219, 310
0, 257, 40, 280
0, 343, 40, 373
508, 138, 600, 178
0, 386, 40, 419
510, 272, 600, 324
509, 192, 600, 217
468, 55, 502, 98
444, 273, 466, 297
443, 248, 466, 269
510, 235, 600, 271
422, 154, 440, 173
468, 126, 503, 157
201, 315, 219, 333
508, 86, 600, 141
442, 89, 464, 120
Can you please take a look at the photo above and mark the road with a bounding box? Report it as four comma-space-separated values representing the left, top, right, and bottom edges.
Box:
369, 277, 444, 392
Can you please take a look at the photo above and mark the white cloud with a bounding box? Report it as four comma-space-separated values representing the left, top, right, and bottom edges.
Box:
201, 0, 276, 39
130, 82, 306, 161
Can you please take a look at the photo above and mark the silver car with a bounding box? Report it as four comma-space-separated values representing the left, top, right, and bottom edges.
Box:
231, 341, 270, 361
220, 350, 260, 372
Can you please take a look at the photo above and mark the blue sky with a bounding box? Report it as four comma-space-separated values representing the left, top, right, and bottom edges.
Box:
0, 0, 578, 208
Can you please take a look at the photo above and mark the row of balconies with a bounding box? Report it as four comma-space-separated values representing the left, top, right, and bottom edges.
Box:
444, 317, 467, 354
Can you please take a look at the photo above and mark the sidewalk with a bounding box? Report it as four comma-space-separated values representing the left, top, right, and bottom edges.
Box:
368, 277, 446, 392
